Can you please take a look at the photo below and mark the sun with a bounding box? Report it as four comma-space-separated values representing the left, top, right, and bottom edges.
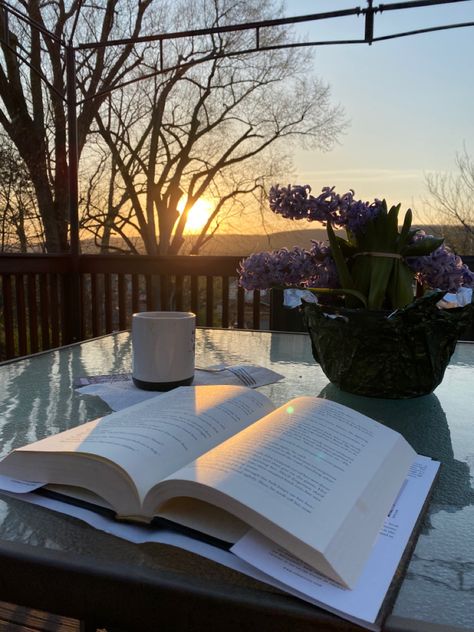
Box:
179, 198, 214, 233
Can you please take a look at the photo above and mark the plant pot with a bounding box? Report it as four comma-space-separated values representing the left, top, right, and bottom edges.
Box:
302, 292, 473, 398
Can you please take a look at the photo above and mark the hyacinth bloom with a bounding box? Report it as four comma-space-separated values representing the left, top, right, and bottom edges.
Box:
239, 184, 474, 310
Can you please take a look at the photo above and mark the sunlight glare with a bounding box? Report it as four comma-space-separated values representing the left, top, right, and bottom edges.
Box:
178, 197, 213, 233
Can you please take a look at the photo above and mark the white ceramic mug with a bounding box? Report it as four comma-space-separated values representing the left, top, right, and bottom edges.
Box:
132, 311, 196, 391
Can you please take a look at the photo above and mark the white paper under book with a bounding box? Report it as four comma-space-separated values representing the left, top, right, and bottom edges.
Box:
0, 385, 439, 628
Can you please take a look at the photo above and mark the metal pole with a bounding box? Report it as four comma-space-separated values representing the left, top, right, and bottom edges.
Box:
66, 44, 81, 342
365, 0, 374, 44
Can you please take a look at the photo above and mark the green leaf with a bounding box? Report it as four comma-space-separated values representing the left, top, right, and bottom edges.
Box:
397, 209, 413, 252
387, 260, 416, 308
327, 222, 364, 308
403, 236, 444, 257
367, 256, 395, 309
335, 236, 358, 258
326, 223, 355, 290
350, 253, 372, 301
407, 228, 420, 240
356, 212, 378, 251
386, 204, 400, 247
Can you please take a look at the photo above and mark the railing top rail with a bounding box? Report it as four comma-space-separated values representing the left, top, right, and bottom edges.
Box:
78, 254, 244, 276
0, 254, 74, 274
0, 253, 246, 276
0, 252, 473, 276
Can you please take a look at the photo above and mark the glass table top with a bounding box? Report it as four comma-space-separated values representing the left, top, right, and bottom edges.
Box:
0, 328, 472, 630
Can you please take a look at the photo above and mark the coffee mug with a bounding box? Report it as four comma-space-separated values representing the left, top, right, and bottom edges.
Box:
132, 311, 196, 391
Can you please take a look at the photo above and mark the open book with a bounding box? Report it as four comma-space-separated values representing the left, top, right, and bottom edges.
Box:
0, 384, 423, 589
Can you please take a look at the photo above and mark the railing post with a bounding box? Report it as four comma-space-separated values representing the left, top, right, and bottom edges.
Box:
65, 44, 81, 343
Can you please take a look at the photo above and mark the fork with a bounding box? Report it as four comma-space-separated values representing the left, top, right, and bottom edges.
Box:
227, 366, 256, 387
196, 364, 257, 387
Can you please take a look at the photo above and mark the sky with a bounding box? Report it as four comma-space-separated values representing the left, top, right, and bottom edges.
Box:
281, 0, 474, 218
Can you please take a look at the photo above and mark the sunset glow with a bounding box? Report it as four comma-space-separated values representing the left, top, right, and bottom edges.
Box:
179, 198, 213, 233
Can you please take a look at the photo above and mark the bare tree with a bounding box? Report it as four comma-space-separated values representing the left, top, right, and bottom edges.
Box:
421, 147, 474, 254
0, 0, 153, 252
0, 134, 43, 251
81, 0, 346, 255
0, 0, 345, 254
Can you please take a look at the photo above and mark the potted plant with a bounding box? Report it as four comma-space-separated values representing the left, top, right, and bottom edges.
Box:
239, 185, 474, 398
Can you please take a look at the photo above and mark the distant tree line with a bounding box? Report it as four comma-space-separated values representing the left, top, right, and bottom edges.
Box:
419, 146, 474, 255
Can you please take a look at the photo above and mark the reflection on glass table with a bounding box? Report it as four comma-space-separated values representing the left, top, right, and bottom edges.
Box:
0, 329, 472, 632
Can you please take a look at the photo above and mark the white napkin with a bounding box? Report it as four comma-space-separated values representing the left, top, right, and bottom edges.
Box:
438, 287, 473, 308
75, 364, 284, 412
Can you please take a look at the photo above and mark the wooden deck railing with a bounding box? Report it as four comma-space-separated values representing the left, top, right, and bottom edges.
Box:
1, 253, 473, 361
0, 254, 269, 360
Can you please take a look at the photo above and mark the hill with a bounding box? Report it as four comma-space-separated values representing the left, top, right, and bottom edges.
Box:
185, 228, 329, 256
190, 224, 474, 257
80, 225, 474, 257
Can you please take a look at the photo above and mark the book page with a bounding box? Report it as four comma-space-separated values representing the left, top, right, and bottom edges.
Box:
158, 396, 415, 586
13, 385, 275, 503
0, 457, 438, 630
164, 397, 413, 542
231, 457, 440, 629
